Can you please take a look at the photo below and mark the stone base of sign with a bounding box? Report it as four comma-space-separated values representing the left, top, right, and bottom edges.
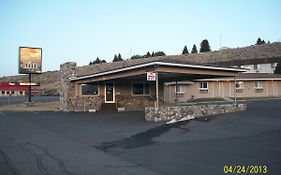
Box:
145, 103, 246, 122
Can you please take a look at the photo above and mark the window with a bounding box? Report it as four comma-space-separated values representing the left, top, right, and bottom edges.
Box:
132, 83, 150, 95
236, 81, 244, 93
199, 82, 208, 89
253, 64, 260, 70
254, 81, 263, 92
236, 81, 244, 89
199, 81, 208, 93
175, 85, 184, 94
81, 84, 99, 96
254, 81, 262, 89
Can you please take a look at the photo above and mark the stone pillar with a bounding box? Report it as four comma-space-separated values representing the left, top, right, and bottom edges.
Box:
59, 62, 77, 111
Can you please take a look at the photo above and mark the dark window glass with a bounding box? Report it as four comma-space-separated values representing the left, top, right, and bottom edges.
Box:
81, 84, 99, 95
132, 83, 143, 95
132, 83, 150, 95
200, 82, 208, 89
144, 83, 150, 95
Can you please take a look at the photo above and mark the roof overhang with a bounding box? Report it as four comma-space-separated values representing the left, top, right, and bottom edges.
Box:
70, 61, 247, 82
195, 78, 281, 81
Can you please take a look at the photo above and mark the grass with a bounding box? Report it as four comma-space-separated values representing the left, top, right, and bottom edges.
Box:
0, 101, 60, 111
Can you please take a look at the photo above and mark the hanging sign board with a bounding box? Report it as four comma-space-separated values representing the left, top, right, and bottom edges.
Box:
147, 72, 156, 81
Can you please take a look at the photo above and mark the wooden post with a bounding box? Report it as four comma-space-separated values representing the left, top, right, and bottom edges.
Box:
234, 76, 237, 105
156, 72, 159, 109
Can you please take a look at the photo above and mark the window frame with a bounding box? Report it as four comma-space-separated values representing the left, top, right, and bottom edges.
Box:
131, 82, 151, 96
80, 83, 99, 96
253, 81, 263, 89
254, 64, 260, 70
235, 81, 244, 89
199, 81, 208, 90
199, 81, 208, 93
175, 85, 184, 94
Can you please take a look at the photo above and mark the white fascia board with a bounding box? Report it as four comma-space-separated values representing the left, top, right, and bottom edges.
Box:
70, 61, 247, 81
194, 78, 281, 81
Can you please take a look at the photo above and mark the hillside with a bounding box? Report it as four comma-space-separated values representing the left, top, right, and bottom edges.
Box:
1, 42, 281, 95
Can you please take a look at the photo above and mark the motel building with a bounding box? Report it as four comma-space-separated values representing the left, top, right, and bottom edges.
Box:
164, 73, 281, 103
60, 58, 249, 121
0, 82, 41, 97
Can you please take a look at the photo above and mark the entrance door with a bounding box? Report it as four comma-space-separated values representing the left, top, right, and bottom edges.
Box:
105, 83, 115, 103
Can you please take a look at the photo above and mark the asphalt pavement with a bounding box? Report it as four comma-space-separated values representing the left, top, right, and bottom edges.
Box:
0, 99, 281, 175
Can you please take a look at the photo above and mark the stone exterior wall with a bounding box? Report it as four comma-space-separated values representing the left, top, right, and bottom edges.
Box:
71, 95, 104, 111
116, 95, 156, 111
145, 103, 246, 122
60, 62, 77, 111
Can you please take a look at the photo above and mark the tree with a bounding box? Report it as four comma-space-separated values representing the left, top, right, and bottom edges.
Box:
256, 38, 266, 45
144, 51, 151, 58
131, 55, 142, 59
151, 52, 155, 57
191, 44, 198, 53
95, 57, 101, 64
200, 39, 211, 52
153, 51, 166, 56
117, 53, 122, 60
89, 57, 106, 65
113, 54, 118, 62
256, 38, 262, 45
182, 45, 189, 54
113, 53, 123, 62
274, 61, 281, 74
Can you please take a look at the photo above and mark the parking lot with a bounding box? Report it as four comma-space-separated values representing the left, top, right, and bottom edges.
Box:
0, 99, 281, 175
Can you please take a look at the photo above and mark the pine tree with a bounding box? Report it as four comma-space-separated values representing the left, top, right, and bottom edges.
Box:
274, 61, 281, 74
200, 39, 211, 52
131, 55, 142, 59
113, 54, 118, 62
145, 51, 151, 58
117, 53, 122, 60
153, 51, 166, 56
256, 38, 262, 45
151, 52, 155, 57
89, 61, 93, 65
182, 45, 189, 54
191, 44, 198, 53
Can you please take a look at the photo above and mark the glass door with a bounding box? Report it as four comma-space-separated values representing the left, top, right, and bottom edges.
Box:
105, 83, 115, 103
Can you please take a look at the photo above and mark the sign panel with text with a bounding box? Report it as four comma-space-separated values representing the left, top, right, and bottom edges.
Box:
19, 47, 42, 74
147, 72, 156, 81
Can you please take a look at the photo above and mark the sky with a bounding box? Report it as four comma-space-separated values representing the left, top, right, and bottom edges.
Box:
0, 0, 281, 77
